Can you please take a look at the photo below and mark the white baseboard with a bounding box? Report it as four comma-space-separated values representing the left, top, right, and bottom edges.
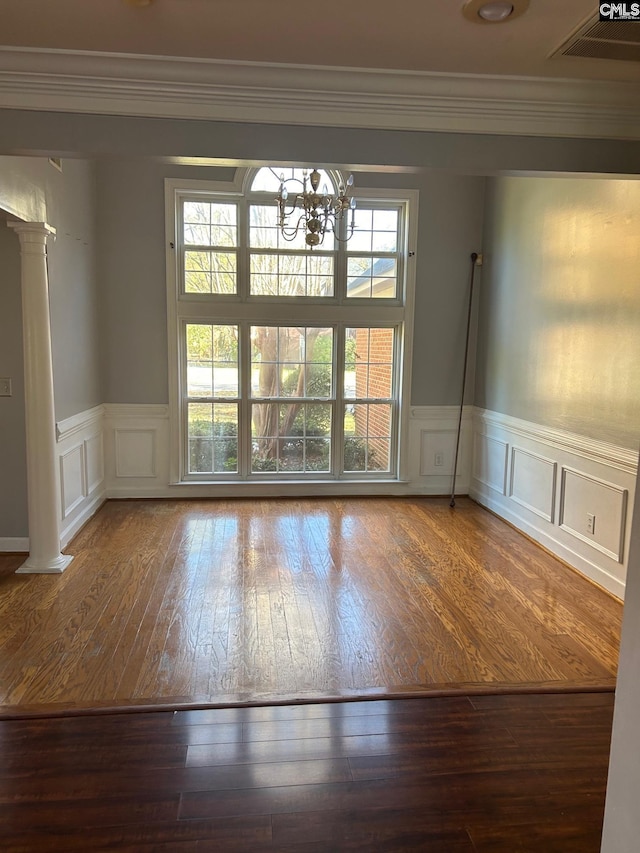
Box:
60, 491, 107, 549
0, 537, 29, 552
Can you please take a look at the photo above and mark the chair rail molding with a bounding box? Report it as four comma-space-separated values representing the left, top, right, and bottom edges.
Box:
1, 47, 640, 140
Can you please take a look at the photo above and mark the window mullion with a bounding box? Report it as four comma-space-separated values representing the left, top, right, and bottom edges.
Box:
335, 235, 347, 304
239, 321, 252, 478
238, 197, 250, 301
333, 323, 345, 478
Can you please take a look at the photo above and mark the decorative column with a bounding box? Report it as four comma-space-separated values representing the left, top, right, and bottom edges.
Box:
8, 222, 73, 573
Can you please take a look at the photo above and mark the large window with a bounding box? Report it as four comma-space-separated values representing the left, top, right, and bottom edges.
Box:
167, 168, 416, 484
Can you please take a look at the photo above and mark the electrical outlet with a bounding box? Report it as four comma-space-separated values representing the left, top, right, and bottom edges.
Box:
0, 377, 12, 397
587, 513, 596, 535
434, 452, 444, 468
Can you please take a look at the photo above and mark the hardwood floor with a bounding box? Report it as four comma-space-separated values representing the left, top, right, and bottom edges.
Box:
0, 498, 622, 714
0, 691, 614, 852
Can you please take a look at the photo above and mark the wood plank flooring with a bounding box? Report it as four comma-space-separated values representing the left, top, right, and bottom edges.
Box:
0, 498, 622, 714
0, 691, 614, 851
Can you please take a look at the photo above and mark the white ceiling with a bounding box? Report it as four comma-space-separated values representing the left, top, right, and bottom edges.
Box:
1, 0, 638, 83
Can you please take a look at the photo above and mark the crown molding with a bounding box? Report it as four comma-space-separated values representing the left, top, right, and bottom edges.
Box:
1, 47, 640, 139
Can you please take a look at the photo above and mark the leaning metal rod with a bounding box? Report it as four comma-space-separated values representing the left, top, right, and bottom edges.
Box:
450, 252, 479, 508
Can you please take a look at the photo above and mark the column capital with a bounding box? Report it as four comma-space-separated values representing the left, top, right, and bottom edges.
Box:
8, 222, 56, 253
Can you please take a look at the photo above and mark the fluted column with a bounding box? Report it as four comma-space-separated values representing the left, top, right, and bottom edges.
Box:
8, 222, 72, 573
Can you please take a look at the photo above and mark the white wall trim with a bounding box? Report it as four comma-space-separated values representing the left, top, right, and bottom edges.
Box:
1, 47, 640, 140
408, 405, 473, 495
471, 408, 637, 599
476, 409, 639, 475
0, 538, 29, 552
104, 403, 169, 420
56, 403, 104, 442
56, 405, 106, 551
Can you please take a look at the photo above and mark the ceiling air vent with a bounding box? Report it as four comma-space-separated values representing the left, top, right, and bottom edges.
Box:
553, 15, 640, 63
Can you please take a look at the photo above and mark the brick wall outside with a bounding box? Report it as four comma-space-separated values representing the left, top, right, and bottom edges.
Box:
354, 328, 393, 470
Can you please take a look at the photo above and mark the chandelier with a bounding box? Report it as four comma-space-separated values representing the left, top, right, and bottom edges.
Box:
275, 168, 356, 247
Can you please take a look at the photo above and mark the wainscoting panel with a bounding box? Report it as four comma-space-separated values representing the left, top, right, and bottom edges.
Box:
470, 409, 637, 599
59, 444, 85, 519
104, 404, 170, 497
473, 432, 508, 495
560, 468, 627, 563
408, 406, 472, 495
114, 430, 157, 478
509, 447, 557, 523
85, 432, 104, 495
56, 405, 106, 549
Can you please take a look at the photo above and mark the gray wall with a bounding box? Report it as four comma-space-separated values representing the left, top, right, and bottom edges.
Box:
2, 109, 640, 175
47, 159, 101, 421
97, 160, 235, 404
97, 160, 485, 407
0, 155, 101, 537
476, 176, 640, 448
0, 225, 28, 537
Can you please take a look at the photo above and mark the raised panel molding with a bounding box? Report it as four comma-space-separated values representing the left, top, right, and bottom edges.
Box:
473, 432, 508, 495
509, 446, 557, 523
1, 47, 640, 140
85, 432, 104, 495
114, 429, 157, 478
59, 444, 86, 520
560, 468, 627, 563
56, 406, 106, 550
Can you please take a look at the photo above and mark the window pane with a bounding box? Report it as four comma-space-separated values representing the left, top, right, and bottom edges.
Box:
184, 223, 210, 245
250, 253, 334, 297
345, 328, 394, 400
183, 201, 210, 224
372, 209, 399, 252
251, 402, 332, 473
186, 325, 238, 398
343, 403, 391, 472
188, 402, 238, 473
251, 327, 333, 399
185, 251, 237, 294
183, 202, 237, 246
347, 257, 397, 299
250, 204, 308, 251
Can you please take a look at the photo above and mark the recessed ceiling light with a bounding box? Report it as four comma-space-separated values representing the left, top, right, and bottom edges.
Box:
462, 0, 529, 24
479, 2, 514, 21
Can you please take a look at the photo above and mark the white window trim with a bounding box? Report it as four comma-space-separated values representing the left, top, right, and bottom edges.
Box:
165, 175, 418, 489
